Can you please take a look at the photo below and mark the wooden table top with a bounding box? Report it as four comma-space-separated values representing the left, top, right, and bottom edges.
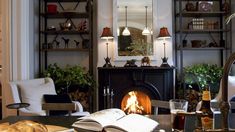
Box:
0, 114, 235, 132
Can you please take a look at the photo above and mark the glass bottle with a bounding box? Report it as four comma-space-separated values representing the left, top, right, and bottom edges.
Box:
199, 85, 214, 130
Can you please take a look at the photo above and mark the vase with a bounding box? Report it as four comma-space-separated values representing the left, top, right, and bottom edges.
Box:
222, 0, 230, 12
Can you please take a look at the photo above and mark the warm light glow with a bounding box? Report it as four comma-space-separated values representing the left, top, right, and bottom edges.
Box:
122, 27, 131, 36
123, 91, 144, 114
142, 27, 151, 35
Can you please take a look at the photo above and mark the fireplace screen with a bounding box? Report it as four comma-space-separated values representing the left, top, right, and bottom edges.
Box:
121, 90, 151, 114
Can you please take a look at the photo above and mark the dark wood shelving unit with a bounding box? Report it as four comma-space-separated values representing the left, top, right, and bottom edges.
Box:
42, 48, 89, 52
40, 12, 89, 18
176, 11, 227, 17
176, 29, 229, 33
41, 30, 89, 35
174, 0, 232, 96
177, 47, 226, 50
39, 0, 94, 74
46, 0, 87, 2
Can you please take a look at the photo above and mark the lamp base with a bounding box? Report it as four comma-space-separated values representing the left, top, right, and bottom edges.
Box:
160, 57, 170, 67
103, 57, 112, 67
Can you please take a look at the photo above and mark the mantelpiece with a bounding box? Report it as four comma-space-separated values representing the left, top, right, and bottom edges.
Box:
98, 67, 175, 114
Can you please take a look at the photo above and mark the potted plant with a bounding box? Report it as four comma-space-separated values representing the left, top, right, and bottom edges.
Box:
183, 63, 223, 93
180, 64, 223, 111
43, 63, 95, 94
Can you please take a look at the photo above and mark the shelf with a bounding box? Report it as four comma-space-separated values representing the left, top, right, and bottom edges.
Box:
176, 29, 229, 33
42, 48, 89, 52
45, 0, 87, 2
41, 12, 89, 18
177, 47, 226, 50
176, 11, 227, 17
41, 30, 89, 35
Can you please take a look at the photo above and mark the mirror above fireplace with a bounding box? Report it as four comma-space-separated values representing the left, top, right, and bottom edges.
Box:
113, 0, 154, 60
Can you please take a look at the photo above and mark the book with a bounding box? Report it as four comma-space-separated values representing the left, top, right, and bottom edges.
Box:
72, 108, 159, 132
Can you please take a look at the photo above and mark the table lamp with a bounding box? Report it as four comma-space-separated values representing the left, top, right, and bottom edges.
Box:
157, 27, 171, 67
100, 27, 114, 67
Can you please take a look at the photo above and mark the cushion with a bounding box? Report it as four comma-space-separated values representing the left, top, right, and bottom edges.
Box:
18, 79, 56, 113
230, 96, 235, 113
43, 94, 72, 116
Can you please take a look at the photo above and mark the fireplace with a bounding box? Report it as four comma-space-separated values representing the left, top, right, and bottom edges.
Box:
98, 67, 174, 114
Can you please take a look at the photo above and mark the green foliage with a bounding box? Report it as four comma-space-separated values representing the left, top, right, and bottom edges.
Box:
43, 63, 95, 93
183, 64, 223, 91
125, 40, 153, 56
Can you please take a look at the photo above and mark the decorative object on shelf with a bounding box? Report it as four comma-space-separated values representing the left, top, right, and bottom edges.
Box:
47, 26, 56, 31
74, 40, 80, 48
48, 43, 53, 49
60, 22, 72, 31
82, 39, 89, 49
53, 39, 60, 48
47, 4, 57, 14
183, 40, 187, 47
141, 56, 151, 67
142, 6, 150, 35
77, 20, 87, 32
157, 27, 171, 67
183, 34, 188, 47
124, 59, 137, 67
122, 6, 130, 36
61, 37, 70, 48
185, 1, 195, 11
192, 18, 204, 30
191, 40, 206, 48
198, 1, 213, 12
100, 27, 114, 67
222, 0, 230, 13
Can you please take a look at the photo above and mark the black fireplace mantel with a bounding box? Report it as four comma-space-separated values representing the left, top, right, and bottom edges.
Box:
98, 67, 175, 111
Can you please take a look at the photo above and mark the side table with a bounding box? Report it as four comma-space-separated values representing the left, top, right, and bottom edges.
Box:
6, 103, 30, 116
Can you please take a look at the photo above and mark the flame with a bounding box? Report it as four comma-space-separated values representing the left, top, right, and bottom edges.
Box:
123, 91, 144, 114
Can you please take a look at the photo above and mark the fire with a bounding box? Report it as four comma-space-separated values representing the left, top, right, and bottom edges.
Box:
123, 91, 144, 114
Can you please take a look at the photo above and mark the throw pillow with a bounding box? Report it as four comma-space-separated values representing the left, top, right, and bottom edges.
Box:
18, 79, 57, 114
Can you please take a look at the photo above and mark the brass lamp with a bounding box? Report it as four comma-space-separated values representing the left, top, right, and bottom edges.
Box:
157, 27, 171, 67
100, 27, 114, 67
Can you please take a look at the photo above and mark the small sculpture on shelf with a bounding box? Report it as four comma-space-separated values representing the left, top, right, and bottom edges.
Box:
82, 39, 89, 49
53, 39, 60, 48
62, 37, 70, 48
124, 59, 137, 67
60, 22, 72, 31
77, 20, 87, 32
74, 40, 80, 48
47, 25, 56, 31
141, 56, 151, 67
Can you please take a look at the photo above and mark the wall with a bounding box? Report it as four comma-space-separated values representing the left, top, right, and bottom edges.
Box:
0, 1, 2, 66
97, 0, 173, 67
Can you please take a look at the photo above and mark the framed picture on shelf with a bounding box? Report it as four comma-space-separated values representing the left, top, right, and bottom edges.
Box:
198, 1, 213, 12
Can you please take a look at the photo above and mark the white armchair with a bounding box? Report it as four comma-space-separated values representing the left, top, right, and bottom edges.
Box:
9, 78, 89, 116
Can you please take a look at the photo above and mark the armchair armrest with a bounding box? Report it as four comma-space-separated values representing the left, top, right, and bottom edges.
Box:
42, 103, 76, 116
72, 101, 84, 112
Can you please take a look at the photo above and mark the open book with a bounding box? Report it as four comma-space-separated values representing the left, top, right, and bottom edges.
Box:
72, 108, 159, 132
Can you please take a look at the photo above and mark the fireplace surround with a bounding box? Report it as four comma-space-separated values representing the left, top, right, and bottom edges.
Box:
98, 67, 175, 114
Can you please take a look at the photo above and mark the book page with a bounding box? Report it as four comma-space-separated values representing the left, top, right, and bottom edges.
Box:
104, 114, 159, 132
72, 108, 126, 131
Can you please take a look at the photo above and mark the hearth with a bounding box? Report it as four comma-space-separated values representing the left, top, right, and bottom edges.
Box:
98, 67, 174, 114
